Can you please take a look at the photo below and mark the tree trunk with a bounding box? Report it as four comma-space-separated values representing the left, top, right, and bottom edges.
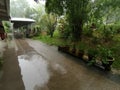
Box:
71, 22, 83, 42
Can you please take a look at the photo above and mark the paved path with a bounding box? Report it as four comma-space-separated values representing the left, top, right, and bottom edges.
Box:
27, 39, 120, 90
0, 38, 120, 90
0, 39, 25, 90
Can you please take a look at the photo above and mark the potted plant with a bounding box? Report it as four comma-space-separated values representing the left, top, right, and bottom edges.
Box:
58, 45, 70, 52
98, 46, 115, 70
76, 43, 86, 58
87, 48, 98, 61
58, 42, 70, 52
86, 48, 98, 65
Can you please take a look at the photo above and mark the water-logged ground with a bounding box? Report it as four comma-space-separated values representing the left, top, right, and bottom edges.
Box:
0, 37, 120, 90
0, 34, 25, 90
18, 52, 50, 90
15, 39, 120, 90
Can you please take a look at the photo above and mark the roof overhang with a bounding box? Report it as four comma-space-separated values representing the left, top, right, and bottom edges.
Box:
11, 18, 35, 28
0, 0, 10, 20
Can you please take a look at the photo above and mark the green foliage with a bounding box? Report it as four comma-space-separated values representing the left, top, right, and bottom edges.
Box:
88, 48, 98, 56
112, 24, 120, 33
45, 0, 90, 41
101, 26, 114, 41
32, 4, 45, 23
87, 45, 114, 66
57, 16, 71, 39
111, 42, 120, 69
2, 21, 11, 33
40, 13, 57, 37
83, 25, 93, 37
39, 0, 120, 69
45, 0, 64, 15
97, 46, 114, 64
33, 33, 66, 46
77, 42, 89, 51
112, 59, 120, 69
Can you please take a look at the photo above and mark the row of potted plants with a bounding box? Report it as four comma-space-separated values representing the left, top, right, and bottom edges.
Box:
58, 44, 115, 71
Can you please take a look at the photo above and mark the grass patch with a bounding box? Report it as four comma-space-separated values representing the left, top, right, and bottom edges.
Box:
33, 30, 67, 46
33, 35, 63, 46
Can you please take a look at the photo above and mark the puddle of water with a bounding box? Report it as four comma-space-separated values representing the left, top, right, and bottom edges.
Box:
52, 64, 67, 75
18, 53, 50, 90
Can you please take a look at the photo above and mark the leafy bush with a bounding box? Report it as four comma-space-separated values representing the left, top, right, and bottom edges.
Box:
97, 46, 114, 64
83, 25, 93, 37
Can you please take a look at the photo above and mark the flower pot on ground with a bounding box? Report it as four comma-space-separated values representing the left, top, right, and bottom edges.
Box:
102, 57, 115, 71
87, 48, 98, 65
75, 42, 87, 59
58, 45, 70, 52
83, 54, 89, 62
98, 46, 115, 71
76, 49, 84, 58
69, 47, 76, 55
88, 48, 98, 61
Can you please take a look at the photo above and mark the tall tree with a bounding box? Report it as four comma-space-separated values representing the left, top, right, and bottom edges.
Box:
32, 4, 45, 23
89, 0, 120, 25
40, 13, 57, 37
45, 0, 90, 41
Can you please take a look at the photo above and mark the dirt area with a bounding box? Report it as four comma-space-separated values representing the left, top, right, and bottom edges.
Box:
0, 38, 120, 90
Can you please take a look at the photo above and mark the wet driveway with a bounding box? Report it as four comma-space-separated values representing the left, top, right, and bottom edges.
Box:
15, 39, 120, 90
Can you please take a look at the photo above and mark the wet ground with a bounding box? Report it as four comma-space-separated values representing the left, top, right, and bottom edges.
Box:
0, 38, 120, 90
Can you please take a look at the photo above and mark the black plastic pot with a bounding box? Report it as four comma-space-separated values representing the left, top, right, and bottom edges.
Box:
77, 51, 84, 58
102, 57, 114, 71
58, 46, 70, 53
88, 55, 94, 61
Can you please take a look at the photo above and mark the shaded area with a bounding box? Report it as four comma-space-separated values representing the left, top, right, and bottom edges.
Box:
0, 40, 25, 90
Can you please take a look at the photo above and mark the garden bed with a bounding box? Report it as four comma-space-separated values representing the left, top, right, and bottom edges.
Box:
58, 46, 114, 71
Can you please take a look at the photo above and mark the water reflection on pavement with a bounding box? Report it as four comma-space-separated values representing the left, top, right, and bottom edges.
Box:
16, 39, 120, 90
27, 39, 120, 90
18, 52, 50, 90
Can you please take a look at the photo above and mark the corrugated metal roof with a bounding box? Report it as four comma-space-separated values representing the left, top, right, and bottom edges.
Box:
11, 17, 35, 28
11, 18, 35, 22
